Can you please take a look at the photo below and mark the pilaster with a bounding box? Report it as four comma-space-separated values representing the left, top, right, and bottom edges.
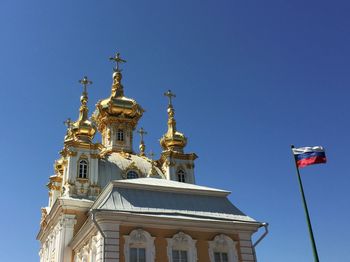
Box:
57, 214, 77, 262
99, 222, 120, 262
238, 232, 255, 262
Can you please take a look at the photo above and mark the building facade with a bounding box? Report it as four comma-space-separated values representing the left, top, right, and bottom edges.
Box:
37, 53, 267, 262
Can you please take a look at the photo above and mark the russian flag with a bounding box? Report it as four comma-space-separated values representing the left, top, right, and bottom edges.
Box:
292, 146, 327, 168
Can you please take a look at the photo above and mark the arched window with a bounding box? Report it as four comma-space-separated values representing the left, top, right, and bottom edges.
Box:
208, 234, 238, 262
177, 169, 186, 183
127, 171, 139, 179
167, 232, 197, 262
78, 159, 88, 179
117, 129, 124, 141
124, 229, 155, 262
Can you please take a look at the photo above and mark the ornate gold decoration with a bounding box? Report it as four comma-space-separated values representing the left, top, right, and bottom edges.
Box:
122, 161, 143, 178
90, 154, 100, 159
160, 150, 198, 161
93, 53, 144, 151
64, 76, 96, 148
160, 90, 187, 152
137, 127, 147, 156
54, 158, 65, 175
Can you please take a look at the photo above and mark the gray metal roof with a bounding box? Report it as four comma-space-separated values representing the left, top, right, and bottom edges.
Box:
98, 154, 163, 189
93, 178, 256, 222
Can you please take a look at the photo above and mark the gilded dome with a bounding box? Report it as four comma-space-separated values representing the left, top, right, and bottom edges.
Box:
160, 91, 187, 153
94, 71, 144, 132
65, 84, 96, 144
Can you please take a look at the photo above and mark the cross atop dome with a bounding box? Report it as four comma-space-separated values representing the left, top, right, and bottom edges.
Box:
79, 76, 93, 94
164, 90, 176, 107
137, 127, 148, 156
109, 52, 126, 72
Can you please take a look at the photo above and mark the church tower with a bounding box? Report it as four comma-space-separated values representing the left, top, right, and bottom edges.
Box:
159, 90, 197, 184
59, 76, 101, 200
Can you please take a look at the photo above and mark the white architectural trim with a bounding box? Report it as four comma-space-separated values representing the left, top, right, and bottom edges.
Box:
73, 234, 99, 262
123, 229, 155, 262
166, 231, 197, 262
208, 234, 238, 262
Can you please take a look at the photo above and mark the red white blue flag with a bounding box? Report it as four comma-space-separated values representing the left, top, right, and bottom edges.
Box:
292, 146, 327, 168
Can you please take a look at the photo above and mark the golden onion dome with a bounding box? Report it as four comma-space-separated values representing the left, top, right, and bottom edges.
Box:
160, 90, 187, 153
64, 76, 96, 144
70, 94, 96, 142
94, 68, 144, 132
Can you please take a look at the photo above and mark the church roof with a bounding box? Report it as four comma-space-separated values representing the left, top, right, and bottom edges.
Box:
98, 153, 164, 189
92, 178, 256, 223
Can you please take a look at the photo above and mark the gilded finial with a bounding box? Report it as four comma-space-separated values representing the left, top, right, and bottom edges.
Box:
109, 52, 126, 72
148, 150, 158, 177
137, 127, 148, 156
77, 76, 93, 121
63, 118, 72, 128
149, 150, 155, 160
63, 118, 73, 140
109, 52, 125, 97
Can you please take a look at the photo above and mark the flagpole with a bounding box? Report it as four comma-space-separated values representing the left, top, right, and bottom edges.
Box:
291, 145, 320, 262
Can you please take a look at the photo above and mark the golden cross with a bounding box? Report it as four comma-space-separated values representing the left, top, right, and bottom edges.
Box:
109, 52, 127, 72
164, 90, 176, 106
137, 127, 148, 142
78, 76, 93, 94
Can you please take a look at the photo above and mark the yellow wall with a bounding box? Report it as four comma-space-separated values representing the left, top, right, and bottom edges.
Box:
119, 225, 242, 262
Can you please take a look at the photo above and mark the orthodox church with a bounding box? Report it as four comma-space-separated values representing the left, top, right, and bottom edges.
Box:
37, 53, 267, 262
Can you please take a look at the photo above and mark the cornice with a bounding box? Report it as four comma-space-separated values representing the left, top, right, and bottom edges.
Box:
37, 198, 93, 241
160, 150, 198, 161
92, 210, 261, 233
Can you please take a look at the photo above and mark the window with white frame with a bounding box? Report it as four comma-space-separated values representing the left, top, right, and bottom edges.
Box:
177, 169, 186, 183
124, 229, 155, 262
78, 159, 88, 179
117, 129, 124, 141
167, 232, 197, 262
208, 234, 238, 262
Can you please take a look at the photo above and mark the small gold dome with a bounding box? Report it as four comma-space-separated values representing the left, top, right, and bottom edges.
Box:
160, 131, 187, 152
65, 77, 96, 144
160, 90, 187, 153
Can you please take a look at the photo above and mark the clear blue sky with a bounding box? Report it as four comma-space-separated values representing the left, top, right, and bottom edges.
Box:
1, 0, 349, 261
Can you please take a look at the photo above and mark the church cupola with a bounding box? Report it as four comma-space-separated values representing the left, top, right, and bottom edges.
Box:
57, 76, 100, 200
93, 52, 144, 155
160, 90, 187, 153
159, 90, 197, 184
64, 76, 96, 145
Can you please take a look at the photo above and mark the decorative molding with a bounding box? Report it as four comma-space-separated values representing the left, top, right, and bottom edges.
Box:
167, 232, 197, 262
124, 229, 155, 262
208, 234, 238, 262
122, 161, 143, 179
